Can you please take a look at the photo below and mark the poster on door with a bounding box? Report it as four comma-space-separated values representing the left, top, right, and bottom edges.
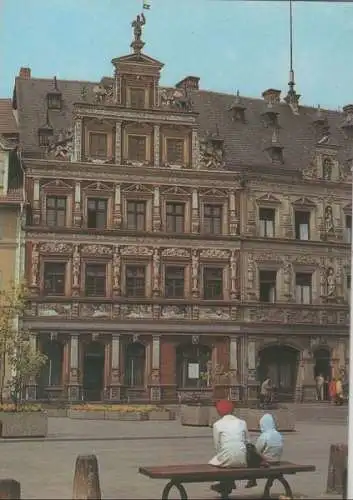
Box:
188, 363, 199, 379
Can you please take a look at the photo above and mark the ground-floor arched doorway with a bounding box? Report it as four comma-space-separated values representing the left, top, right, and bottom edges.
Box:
83, 341, 105, 401
38, 337, 64, 399
176, 343, 212, 389
258, 344, 299, 401
313, 347, 331, 400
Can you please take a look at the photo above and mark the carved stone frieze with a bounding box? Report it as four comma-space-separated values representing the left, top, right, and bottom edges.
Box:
161, 305, 189, 319
158, 88, 193, 112
162, 247, 190, 258
160, 185, 191, 196
254, 251, 282, 263
199, 307, 230, 320
122, 183, 153, 193
200, 248, 229, 259
40, 242, 72, 254
81, 244, 113, 256
199, 135, 225, 170
37, 303, 72, 317
120, 246, 153, 256
80, 304, 111, 318
121, 305, 153, 319
47, 129, 73, 161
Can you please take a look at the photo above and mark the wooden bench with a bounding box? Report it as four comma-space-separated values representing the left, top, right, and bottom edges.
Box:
139, 461, 316, 499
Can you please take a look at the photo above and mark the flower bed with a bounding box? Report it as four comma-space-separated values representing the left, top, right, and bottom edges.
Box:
67, 404, 175, 421
0, 405, 48, 438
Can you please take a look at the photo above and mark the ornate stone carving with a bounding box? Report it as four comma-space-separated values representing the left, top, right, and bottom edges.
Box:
47, 128, 73, 161
37, 303, 72, 317
248, 307, 285, 323
92, 83, 114, 104
81, 244, 113, 256
323, 157, 333, 181
293, 254, 319, 266
230, 250, 239, 299
72, 244, 80, 290
302, 157, 318, 180
153, 248, 160, 293
161, 305, 188, 319
199, 307, 230, 320
31, 243, 39, 287
282, 257, 293, 299
159, 88, 192, 112
121, 305, 153, 319
326, 267, 337, 297
200, 248, 229, 259
192, 250, 199, 295
162, 247, 190, 258
255, 251, 282, 263
73, 118, 82, 162
113, 246, 121, 292
199, 134, 225, 170
40, 242, 72, 254
80, 304, 111, 318
325, 206, 334, 233
120, 246, 153, 256
247, 253, 256, 299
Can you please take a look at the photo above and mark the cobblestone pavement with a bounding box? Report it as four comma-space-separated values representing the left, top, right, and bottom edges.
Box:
0, 410, 347, 499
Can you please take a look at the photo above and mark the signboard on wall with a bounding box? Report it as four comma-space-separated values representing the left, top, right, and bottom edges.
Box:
188, 363, 199, 379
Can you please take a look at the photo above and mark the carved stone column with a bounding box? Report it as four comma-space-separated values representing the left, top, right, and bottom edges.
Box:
30, 243, 40, 294
191, 128, 199, 169
115, 121, 122, 164
150, 335, 161, 401
152, 248, 161, 296
112, 245, 121, 297
191, 189, 199, 233
73, 118, 82, 162
153, 186, 161, 231
246, 338, 258, 400
72, 245, 81, 297
191, 250, 199, 298
109, 334, 121, 400
113, 184, 122, 228
25, 333, 38, 400
245, 196, 257, 236
73, 181, 81, 227
246, 253, 256, 301
229, 336, 240, 400
32, 179, 41, 224
68, 334, 81, 400
153, 125, 160, 167
230, 250, 239, 299
228, 190, 239, 235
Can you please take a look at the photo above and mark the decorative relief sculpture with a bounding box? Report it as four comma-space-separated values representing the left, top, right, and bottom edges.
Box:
152, 248, 160, 293
199, 307, 230, 320
325, 206, 335, 233
81, 244, 113, 256
199, 134, 225, 170
120, 246, 153, 256
200, 248, 229, 259
302, 157, 318, 180
282, 258, 293, 298
159, 88, 192, 112
230, 250, 238, 299
162, 247, 190, 258
72, 244, 80, 289
191, 250, 199, 295
113, 246, 121, 292
31, 243, 39, 287
80, 304, 111, 318
323, 157, 333, 181
92, 84, 114, 104
40, 242, 72, 254
161, 305, 188, 319
38, 303, 71, 317
47, 129, 73, 161
326, 267, 337, 297
121, 305, 153, 319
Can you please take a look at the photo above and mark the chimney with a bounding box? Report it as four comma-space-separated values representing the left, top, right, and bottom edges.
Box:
262, 89, 281, 105
176, 76, 200, 92
19, 67, 31, 79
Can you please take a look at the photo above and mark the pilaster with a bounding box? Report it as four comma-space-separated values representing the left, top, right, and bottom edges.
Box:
73, 181, 81, 227
109, 334, 121, 400
228, 190, 239, 235
191, 189, 199, 233
68, 334, 81, 400
25, 333, 38, 400
72, 244, 81, 297
32, 179, 41, 224
113, 184, 122, 228
115, 121, 122, 164
149, 335, 161, 401
153, 186, 161, 231
191, 128, 199, 169
73, 118, 82, 162
153, 125, 160, 167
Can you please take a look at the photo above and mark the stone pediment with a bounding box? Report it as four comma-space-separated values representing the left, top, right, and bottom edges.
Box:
122, 183, 153, 194
83, 181, 112, 192
292, 196, 316, 207
160, 185, 191, 196
256, 193, 281, 204
111, 52, 164, 70
199, 187, 228, 197
41, 179, 73, 190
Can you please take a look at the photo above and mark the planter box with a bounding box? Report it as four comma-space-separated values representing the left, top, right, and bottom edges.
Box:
68, 409, 105, 420
0, 411, 48, 438
148, 410, 176, 421
235, 408, 295, 432
105, 411, 148, 421
180, 405, 210, 426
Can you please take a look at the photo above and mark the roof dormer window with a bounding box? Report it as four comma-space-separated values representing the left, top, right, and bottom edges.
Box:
47, 77, 62, 110
38, 126, 53, 147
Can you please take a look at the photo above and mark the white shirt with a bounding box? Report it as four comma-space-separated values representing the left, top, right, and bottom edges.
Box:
209, 414, 249, 467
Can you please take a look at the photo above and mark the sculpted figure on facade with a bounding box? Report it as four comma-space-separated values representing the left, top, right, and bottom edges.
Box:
325, 205, 334, 233
199, 135, 225, 170
191, 250, 199, 295
31, 243, 39, 287
282, 258, 293, 298
327, 267, 337, 297
47, 129, 73, 161
153, 248, 160, 293
230, 249, 238, 298
113, 246, 121, 291
72, 245, 80, 289
323, 158, 333, 181
132, 12, 146, 43
159, 88, 192, 112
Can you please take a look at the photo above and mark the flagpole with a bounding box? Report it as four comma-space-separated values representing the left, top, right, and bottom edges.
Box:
347, 170, 353, 499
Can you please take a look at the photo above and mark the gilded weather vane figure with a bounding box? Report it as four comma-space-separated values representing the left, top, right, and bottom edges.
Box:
131, 13, 146, 53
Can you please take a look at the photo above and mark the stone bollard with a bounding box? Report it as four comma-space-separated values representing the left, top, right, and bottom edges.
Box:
72, 455, 101, 500
326, 443, 348, 495
0, 479, 21, 499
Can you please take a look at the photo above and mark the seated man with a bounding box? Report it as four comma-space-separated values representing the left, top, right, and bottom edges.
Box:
209, 399, 248, 494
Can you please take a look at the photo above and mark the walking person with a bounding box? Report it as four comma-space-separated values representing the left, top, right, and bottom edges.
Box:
335, 377, 344, 406
315, 373, 324, 401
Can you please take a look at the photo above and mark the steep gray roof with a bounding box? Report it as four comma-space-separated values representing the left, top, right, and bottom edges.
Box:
13, 74, 351, 172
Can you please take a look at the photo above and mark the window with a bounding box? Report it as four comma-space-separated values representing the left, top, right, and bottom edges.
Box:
126, 266, 146, 297
345, 215, 352, 243
43, 262, 66, 295
176, 344, 212, 388
46, 196, 66, 227
295, 211, 310, 240
130, 88, 146, 108
203, 267, 223, 300
295, 273, 312, 304
128, 135, 146, 162
87, 198, 107, 229
89, 133, 108, 159
259, 270, 277, 302
85, 264, 106, 297
125, 343, 146, 387
203, 205, 222, 235
165, 266, 185, 298
38, 129, 53, 147
166, 203, 185, 233
166, 138, 184, 164
127, 201, 146, 231
47, 93, 61, 110
259, 208, 275, 237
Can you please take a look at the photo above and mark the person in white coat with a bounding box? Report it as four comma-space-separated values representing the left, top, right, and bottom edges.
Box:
209, 399, 249, 494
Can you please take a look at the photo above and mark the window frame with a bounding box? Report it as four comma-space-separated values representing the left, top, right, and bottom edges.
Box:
84, 263, 107, 297
128, 87, 147, 109
43, 262, 66, 296
127, 134, 147, 163
259, 269, 277, 303
295, 272, 312, 304
166, 137, 185, 165
126, 200, 146, 231
203, 203, 223, 235
294, 210, 311, 241
86, 197, 108, 229
165, 202, 185, 233
259, 207, 276, 238
45, 195, 67, 227
164, 265, 185, 298
125, 265, 146, 298
88, 131, 108, 160
203, 266, 224, 300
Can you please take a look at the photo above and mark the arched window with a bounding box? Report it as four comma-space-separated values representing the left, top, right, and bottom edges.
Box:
40, 339, 64, 387
258, 344, 299, 400
176, 344, 212, 389
125, 342, 146, 387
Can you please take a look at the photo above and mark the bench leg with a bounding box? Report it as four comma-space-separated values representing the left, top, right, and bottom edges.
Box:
162, 481, 188, 500
262, 475, 293, 499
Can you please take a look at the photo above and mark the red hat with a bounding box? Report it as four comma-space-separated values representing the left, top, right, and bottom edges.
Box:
216, 399, 234, 417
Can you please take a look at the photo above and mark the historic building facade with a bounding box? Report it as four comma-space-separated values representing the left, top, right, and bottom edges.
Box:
12, 16, 351, 402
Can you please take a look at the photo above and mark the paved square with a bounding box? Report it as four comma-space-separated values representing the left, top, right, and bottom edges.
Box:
0, 407, 347, 499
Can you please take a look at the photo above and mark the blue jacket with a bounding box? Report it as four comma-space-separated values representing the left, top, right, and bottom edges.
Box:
255, 413, 283, 462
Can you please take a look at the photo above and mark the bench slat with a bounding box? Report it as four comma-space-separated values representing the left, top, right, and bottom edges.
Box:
139, 461, 316, 481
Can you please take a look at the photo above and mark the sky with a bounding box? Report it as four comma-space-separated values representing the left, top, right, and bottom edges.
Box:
0, 0, 352, 109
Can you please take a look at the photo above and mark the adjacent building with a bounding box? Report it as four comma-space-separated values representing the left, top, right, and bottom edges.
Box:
12, 16, 351, 402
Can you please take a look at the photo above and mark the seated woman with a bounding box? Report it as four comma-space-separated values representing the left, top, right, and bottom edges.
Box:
246, 413, 283, 488
209, 399, 249, 494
